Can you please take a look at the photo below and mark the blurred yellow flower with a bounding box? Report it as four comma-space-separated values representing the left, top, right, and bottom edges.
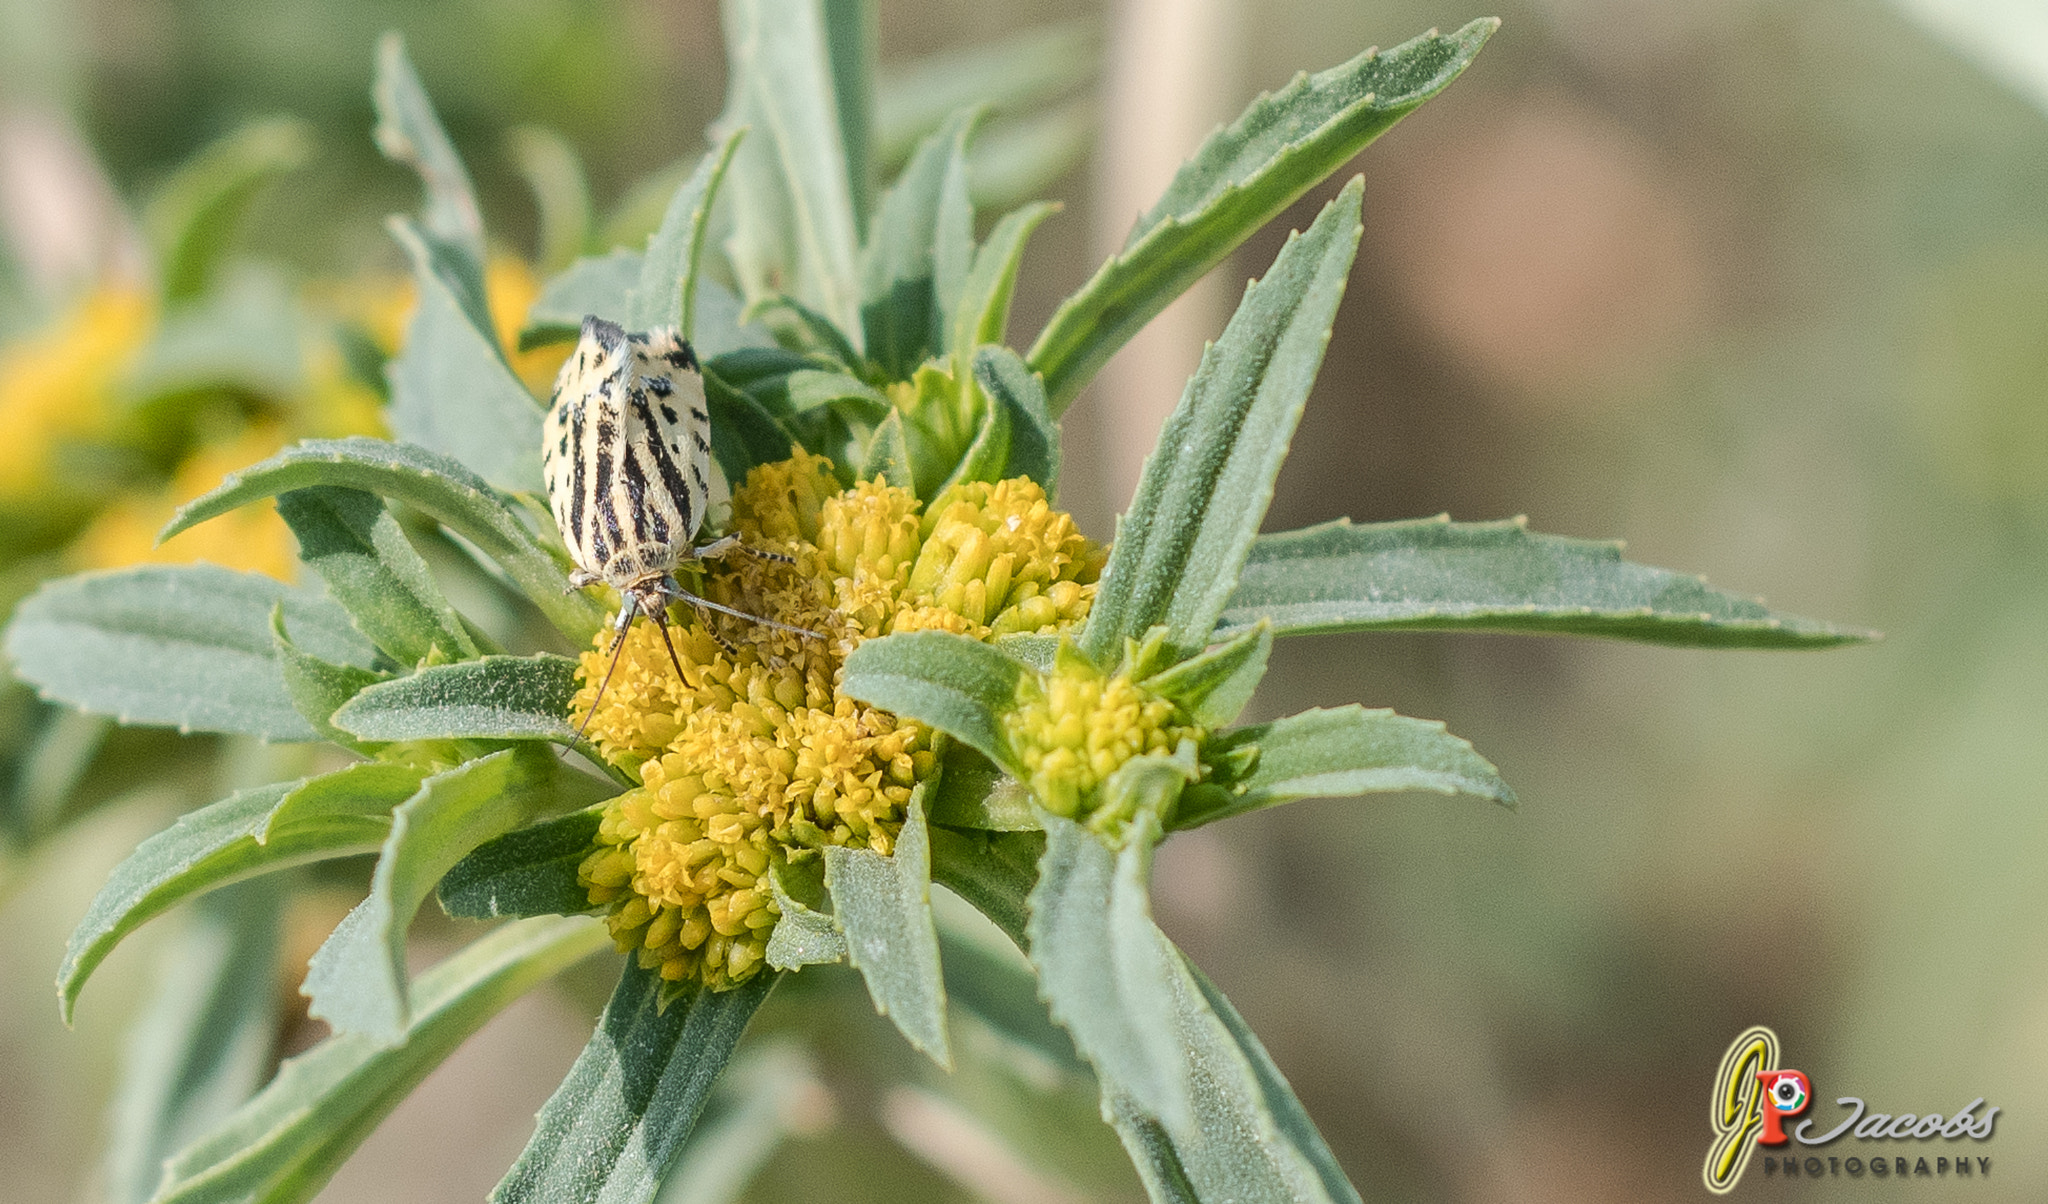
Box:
73, 424, 298, 579
0, 289, 150, 501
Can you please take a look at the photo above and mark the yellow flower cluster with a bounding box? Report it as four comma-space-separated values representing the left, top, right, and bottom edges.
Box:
575, 452, 1104, 988
1004, 647, 1203, 825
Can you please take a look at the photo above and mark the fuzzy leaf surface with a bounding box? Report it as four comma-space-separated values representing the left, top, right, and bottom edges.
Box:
1028, 20, 1493, 412
150, 916, 607, 1204
1140, 622, 1271, 728
275, 486, 476, 665
860, 108, 976, 378
1027, 815, 1189, 1134
159, 437, 606, 643
823, 791, 949, 1067
59, 763, 428, 1021
384, 217, 545, 494
331, 654, 580, 744
1080, 181, 1362, 665
952, 202, 1056, 374
491, 963, 776, 1204
839, 631, 1024, 774
5, 565, 379, 741
438, 807, 605, 920
270, 609, 390, 748
1219, 516, 1878, 648
373, 32, 485, 267
303, 747, 612, 1041
1179, 704, 1514, 829
970, 345, 1059, 492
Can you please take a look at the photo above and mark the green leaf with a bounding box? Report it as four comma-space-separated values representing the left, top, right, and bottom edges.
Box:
964, 103, 1093, 210
858, 408, 915, 490
651, 1042, 818, 1204
491, 963, 777, 1204
764, 866, 847, 969
270, 606, 391, 747
718, 0, 865, 345
928, 827, 1042, 941
1102, 947, 1362, 1204
1178, 705, 1514, 830
875, 21, 1096, 165
158, 437, 607, 644
1027, 813, 1189, 1133
860, 107, 978, 379
936, 926, 1080, 1070
506, 125, 593, 275
151, 915, 608, 1204
385, 217, 546, 494
823, 790, 949, 1067
1028, 21, 1495, 412
105, 877, 282, 1204
938, 371, 1012, 493
701, 365, 806, 485
952, 202, 1056, 369
373, 31, 485, 267
437, 807, 604, 919
926, 744, 1037, 831
1140, 622, 1271, 727
303, 747, 612, 1041
59, 762, 428, 1022
331, 654, 580, 745
144, 117, 313, 304
970, 345, 1058, 492
4, 565, 379, 742
839, 630, 1024, 774
779, 367, 891, 418
632, 129, 747, 338
1219, 516, 1880, 648
276, 486, 478, 665
822, 0, 876, 235
1080, 180, 1362, 666
521, 249, 639, 349
122, 267, 306, 401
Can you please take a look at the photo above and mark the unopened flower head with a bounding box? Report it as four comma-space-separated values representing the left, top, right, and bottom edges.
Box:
575, 451, 1103, 988
1004, 642, 1203, 832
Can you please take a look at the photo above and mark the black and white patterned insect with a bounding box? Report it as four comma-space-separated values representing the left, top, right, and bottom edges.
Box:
544, 315, 814, 744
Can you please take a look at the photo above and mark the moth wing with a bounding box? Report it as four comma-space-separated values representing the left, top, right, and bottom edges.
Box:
543, 317, 633, 572
620, 327, 711, 551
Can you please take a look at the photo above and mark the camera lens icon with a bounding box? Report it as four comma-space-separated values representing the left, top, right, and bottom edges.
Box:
1766, 1072, 1809, 1114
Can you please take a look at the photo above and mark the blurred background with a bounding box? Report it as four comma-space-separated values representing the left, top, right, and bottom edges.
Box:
2, 0, 2044, 1201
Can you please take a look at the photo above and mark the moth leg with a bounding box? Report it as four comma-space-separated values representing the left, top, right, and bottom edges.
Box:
566, 569, 603, 592
667, 585, 823, 641
693, 534, 796, 566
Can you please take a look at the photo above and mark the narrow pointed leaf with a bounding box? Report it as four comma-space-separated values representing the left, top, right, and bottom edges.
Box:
158, 437, 606, 643
1028, 20, 1494, 412
823, 0, 876, 234
522, 249, 639, 348
839, 630, 1024, 774
145, 117, 313, 303
276, 486, 477, 665
952, 202, 1057, 367
385, 217, 546, 493
652, 1043, 820, 1204
303, 747, 612, 1041
859, 408, 915, 490
937, 369, 1011, 493
150, 916, 608, 1204
373, 32, 485, 267
438, 807, 605, 919
632, 129, 746, 337
271, 607, 390, 747
1220, 516, 1880, 648
59, 763, 429, 1021
331, 654, 580, 744
823, 791, 950, 1067
1081, 181, 1362, 665
701, 365, 805, 484
491, 963, 777, 1204
720, 0, 864, 343
105, 877, 283, 1204
1177, 704, 1514, 831
1028, 814, 1189, 1133
1102, 944, 1362, 1204
969, 347, 1060, 493
507, 125, 593, 275
1140, 622, 1271, 727
860, 108, 978, 378
5, 565, 379, 741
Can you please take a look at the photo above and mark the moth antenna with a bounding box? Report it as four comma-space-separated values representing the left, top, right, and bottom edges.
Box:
651, 606, 691, 684
670, 587, 824, 640
562, 597, 637, 759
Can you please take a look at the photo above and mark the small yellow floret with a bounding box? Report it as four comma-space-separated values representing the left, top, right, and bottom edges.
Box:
1004, 648, 1202, 827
